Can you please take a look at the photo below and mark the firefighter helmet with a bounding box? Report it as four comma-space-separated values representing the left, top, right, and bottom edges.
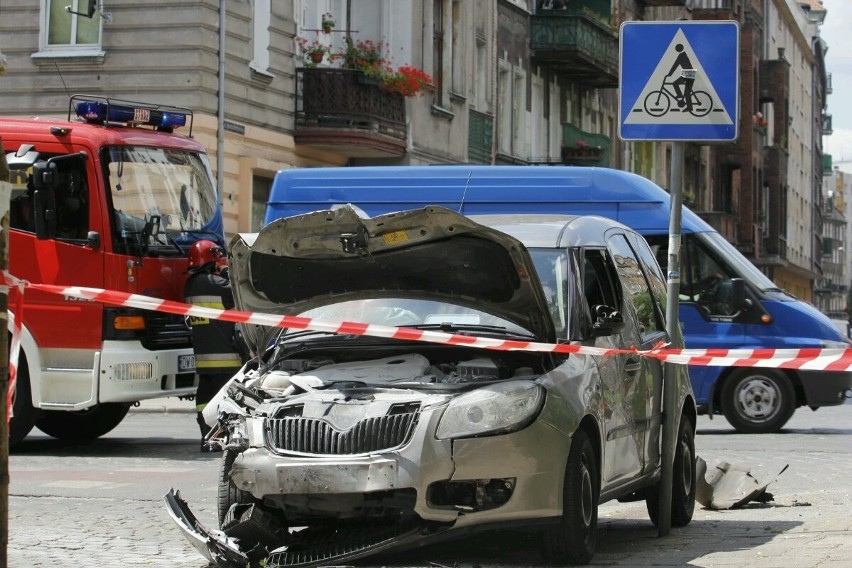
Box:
187, 240, 226, 273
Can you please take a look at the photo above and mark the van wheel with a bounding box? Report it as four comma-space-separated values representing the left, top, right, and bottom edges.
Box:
36, 403, 131, 441
646, 414, 696, 527
720, 369, 795, 433
542, 428, 598, 565
10, 358, 38, 448
218, 449, 255, 527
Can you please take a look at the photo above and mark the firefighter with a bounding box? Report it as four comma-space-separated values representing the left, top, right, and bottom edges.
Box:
184, 239, 245, 451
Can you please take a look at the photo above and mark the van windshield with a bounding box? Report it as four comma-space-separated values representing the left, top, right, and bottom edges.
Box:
646, 232, 779, 293
103, 146, 219, 254
697, 232, 779, 291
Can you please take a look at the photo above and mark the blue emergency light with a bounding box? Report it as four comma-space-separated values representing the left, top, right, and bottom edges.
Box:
69, 94, 193, 134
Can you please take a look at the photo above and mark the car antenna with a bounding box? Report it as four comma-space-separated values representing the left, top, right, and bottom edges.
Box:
459, 170, 472, 215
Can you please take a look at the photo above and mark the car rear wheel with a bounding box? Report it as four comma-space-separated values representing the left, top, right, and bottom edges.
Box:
218, 449, 255, 527
10, 357, 38, 448
36, 403, 131, 441
542, 428, 598, 565
720, 369, 795, 433
646, 413, 696, 527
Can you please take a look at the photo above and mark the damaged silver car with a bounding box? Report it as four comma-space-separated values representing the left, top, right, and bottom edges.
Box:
166, 206, 697, 567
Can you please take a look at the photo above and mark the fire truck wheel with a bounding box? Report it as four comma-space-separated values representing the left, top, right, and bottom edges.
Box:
10, 357, 38, 448
36, 403, 131, 441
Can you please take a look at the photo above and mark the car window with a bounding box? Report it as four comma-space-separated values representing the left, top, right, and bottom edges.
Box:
627, 232, 668, 320
530, 249, 569, 337
608, 234, 664, 339
582, 248, 620, 314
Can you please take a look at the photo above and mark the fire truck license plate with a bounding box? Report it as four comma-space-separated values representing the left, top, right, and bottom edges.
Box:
178, 354, 196, 372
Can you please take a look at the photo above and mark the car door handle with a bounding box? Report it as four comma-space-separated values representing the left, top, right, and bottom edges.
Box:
624, 358, 642, 377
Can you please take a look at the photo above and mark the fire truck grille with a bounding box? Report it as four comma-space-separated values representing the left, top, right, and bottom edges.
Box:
143, 312, 193, 350
266, 408, 420, 455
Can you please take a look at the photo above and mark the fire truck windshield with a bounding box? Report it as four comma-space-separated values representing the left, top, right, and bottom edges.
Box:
104, 145, 219, 255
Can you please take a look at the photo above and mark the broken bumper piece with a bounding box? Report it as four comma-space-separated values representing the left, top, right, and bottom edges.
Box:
164, 489, 252, 567
164, 488, 437, 567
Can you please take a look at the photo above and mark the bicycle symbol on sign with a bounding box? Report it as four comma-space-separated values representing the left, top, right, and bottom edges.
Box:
643, 70, 713, 118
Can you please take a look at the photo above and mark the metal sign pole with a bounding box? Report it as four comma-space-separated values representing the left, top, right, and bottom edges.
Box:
658, 141, 685, 536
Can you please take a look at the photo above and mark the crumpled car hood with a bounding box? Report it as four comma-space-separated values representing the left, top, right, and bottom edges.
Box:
229, 205, 556, 351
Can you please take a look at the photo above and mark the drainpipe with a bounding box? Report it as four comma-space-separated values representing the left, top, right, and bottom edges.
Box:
217, 0, 226, 216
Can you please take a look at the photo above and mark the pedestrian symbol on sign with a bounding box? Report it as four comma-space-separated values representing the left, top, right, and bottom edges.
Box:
624, 29, 733, 126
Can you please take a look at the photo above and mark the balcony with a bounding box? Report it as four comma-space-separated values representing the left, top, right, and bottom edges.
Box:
560, 123, 610, 166
688, 0, 735, 18
822, 114, 833, 136
294, 68, 407, 158
468, 110, 493, 164
640, 0, 687, 5
530, 0, 618, 88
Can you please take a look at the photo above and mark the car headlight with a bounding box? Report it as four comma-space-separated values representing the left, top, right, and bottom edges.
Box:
436, 381, 544, 440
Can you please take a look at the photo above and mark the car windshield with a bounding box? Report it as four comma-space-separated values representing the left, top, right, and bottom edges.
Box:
283, 298, 535, 339
104, 145, 219, 254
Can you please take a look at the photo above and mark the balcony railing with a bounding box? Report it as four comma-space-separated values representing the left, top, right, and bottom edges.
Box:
468, 110, 493, 164
294, 68, 407, 158
688, 0, 735, 10
561, 123, 610, 166
822, 114, 833, 136
530, 1, 618, 87
640, 0, 687, 6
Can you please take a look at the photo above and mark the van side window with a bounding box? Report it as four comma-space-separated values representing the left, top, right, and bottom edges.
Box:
8, 161, 89, 241
583, 249, 619, 315
608, 234, 664, 338
681, 236, 737, 316
55, 168, 89, 240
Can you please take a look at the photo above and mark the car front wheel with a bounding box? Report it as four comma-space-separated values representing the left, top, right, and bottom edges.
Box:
720, 369, 795, 433
542, 428, 599, 565
218, 449, 255, 527
646, 413, 696, 527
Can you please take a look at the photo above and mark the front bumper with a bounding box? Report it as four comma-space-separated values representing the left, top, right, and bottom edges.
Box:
231, 400, 570, 526
798, 370, 852, 407
98, 340, 198, 403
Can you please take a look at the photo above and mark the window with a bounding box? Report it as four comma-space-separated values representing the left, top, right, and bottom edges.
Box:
451, 0, 462, 95
251, 0, 272, 75
39, 0, 103, 56
252, 176, 273, 231
582, 249, 620, 318
608, 235, 664, 338
433, 0, 445, 107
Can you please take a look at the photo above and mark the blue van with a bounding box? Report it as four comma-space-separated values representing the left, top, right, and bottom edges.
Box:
265, 165, 852, 433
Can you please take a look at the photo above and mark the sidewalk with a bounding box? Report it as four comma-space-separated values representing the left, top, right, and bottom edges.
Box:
130, 396, 196, 414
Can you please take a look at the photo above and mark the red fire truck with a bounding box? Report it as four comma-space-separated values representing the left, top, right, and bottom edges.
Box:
2, 94, 226, 447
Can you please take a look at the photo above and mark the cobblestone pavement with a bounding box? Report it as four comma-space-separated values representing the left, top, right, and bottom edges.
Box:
8, 399, 852, 567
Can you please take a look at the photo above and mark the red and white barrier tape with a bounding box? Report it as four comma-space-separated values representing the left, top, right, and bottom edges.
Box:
6, 272, 852, 379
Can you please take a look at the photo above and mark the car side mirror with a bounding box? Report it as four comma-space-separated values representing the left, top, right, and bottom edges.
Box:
591, 304, 625, 337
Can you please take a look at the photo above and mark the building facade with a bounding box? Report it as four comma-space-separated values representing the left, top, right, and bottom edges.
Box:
0, 0, 836, 313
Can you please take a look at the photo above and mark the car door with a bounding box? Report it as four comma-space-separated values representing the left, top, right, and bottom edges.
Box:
605, 232, 668, 477
580, 247, 644, 486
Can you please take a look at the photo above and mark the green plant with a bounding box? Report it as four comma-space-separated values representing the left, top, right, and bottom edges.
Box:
332, 38, 434, 97
295, 36, 331, 67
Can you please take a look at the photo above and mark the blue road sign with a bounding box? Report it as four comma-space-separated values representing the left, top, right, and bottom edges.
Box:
619, 21, 740, 142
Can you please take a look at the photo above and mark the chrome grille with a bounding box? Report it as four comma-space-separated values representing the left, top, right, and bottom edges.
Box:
266, 407, 420, 455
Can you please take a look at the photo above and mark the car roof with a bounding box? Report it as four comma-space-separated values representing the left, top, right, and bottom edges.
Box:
469, 213, 632, 248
